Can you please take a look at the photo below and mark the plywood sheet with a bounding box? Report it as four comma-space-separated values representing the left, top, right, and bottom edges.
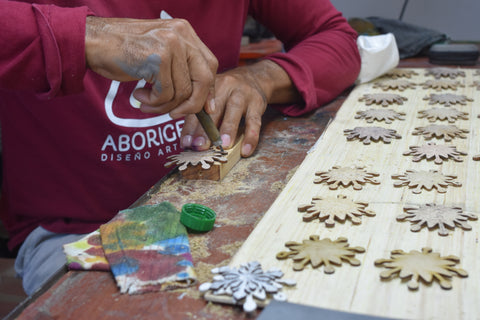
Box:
227, 68, 480, 319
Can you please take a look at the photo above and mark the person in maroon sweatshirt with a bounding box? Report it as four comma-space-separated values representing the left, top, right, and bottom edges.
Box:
0, 0, 360, 294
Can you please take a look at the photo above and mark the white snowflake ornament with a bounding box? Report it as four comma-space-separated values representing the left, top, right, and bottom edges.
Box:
199, 261, 296, 313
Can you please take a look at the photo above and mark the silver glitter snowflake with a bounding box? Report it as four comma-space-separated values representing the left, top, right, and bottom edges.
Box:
403, 142, 467, 164
164, 148, 227, 170
392, 169, 461, 194
199, 261, 296, 313
418, 107, 469, 123
398, 203, 477, 236
344, 126, 402, 144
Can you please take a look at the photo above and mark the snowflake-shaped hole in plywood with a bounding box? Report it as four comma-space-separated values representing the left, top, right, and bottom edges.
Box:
315, 166, 380, 190
355, 109, 406, 124
276, 235, 365, 273
403, 142, 467, 164
165, 148, 227, 170
384, 69, 419, 79
298, 194, 375, 227
199, 261, 296, 313
418, 107, 469, 123
392, 169, 461, 194
358, 93, 408, 107
412, 124, 468, 142
423, 93, 473, 107
420, 79, 464, 91
398, 203, 477, 236
425, 67, 466, 79
375, 247, 468, 290
373, 80, 416, 91
344, 126, 402, 144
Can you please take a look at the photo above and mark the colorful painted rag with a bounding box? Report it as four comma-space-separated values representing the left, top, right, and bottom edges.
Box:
63, 230, 110, 271
63, 202, 196, 294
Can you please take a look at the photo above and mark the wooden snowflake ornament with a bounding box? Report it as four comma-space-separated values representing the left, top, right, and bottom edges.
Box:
418, 107, 469, 123
165, 148, 227, 170
384, 69, 418, 79
344, 126, 401, 144
314, 166, 380, 190
420, 79, 464, 91
199, 261, 296, 313
276, 235, 365, 273
355, 109, 406, 124
398, 203, 477, 236
391, 170, 461, 194
471, 80, 480, 91
373, 80, 416, 91
375, 247, 468, 290
425, 67, 466, 79
358, 93, 408, 106
298, 194, 375, 227
403, 142, 467, 164
412, 124, 468, 142
423, 93, 473, 107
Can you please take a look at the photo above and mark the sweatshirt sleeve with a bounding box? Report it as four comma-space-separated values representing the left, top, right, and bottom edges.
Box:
0, 2, 91, 98
250, 0, 361, 116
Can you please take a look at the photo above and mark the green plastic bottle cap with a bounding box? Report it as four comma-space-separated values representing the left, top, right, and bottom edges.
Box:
180, 203, 216, 232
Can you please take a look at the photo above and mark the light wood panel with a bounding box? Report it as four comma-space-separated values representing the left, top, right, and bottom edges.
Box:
226, 68, 480, 319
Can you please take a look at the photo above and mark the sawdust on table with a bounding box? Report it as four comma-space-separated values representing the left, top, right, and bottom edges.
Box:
219, 241, 243, 256
189, 236, 210, 260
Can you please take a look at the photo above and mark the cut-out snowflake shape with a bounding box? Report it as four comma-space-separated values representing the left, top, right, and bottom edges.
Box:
315, 166, 380, 190
276, 235, 365, 273
392, 169, 461, 194
418, 107, 469, 123
425, 67, 466, 79
199, 261, 296, 313
423, 93, 473, 107
298, 194, 375, 227
412, 124, 468, 142
358, 93, 408, 107
470, 80, 480, 90
384, 69, 419, 79
355, 109, 406, 124
373, 80, 416, 91
375, 247, 468, 290
420, 79, 464, 91
474, 154, 480, 161
403, 142, 467, 164
398, 203, 477, 236
344, 126, 402, 144
165, 148, 227, 170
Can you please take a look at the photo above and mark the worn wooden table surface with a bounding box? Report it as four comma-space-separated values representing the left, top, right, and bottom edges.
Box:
11, 53, 480, 320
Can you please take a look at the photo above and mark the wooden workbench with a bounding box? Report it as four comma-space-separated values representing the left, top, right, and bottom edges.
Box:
9, 55, 480, 320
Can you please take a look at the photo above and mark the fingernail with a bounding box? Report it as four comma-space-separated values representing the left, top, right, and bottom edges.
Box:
193, 136, 206, 149
209, 98, 216, 113
241, 144, 252, 156
221, 134, 231, 148
181, 135, 192, 148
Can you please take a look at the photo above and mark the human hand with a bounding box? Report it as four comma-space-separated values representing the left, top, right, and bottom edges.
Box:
85, 16, 218, 118
181, 64, 270, 158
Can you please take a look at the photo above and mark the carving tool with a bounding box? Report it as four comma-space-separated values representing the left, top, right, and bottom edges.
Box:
195, 109, 224, 152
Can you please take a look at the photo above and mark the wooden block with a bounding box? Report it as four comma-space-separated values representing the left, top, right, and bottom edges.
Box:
181, 134, 244, 181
